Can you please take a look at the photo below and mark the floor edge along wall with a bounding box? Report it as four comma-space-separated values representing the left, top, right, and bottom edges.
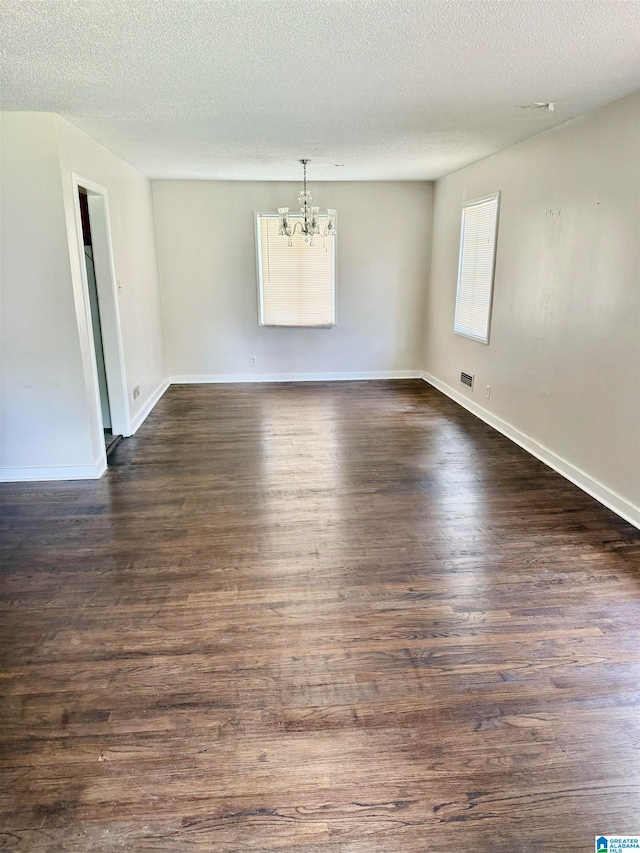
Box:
421, 372, 639, 530
2, 373, 638, 531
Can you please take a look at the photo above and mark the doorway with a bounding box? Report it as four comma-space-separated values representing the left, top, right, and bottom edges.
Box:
78, 189, 120, 455
73, 176, 130, 464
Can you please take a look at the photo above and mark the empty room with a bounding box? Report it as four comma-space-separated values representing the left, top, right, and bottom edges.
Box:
1, 1, 639, 851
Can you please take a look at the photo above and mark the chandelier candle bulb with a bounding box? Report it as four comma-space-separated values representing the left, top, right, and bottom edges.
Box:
277, 208, 290, 232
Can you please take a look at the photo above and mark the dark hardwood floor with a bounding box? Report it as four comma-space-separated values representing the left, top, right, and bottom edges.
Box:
1, 380, 638, 852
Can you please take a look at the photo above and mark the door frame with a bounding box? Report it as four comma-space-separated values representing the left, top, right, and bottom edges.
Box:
71, 173, 131, 459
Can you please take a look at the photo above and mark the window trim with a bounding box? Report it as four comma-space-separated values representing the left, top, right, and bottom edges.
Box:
254, 211, 338, 328
453, 191, 501, 345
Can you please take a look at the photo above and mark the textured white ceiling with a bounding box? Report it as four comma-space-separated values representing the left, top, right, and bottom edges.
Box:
2, 0, 639, 180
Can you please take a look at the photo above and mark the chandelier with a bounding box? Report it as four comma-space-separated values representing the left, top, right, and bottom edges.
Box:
278, 159, 337, 246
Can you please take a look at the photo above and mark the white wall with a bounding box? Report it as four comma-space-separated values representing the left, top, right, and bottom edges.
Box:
0, 112, 167, 480
0, 113, 96, 477
152, 181, 432, 380
424, 92, 640, 525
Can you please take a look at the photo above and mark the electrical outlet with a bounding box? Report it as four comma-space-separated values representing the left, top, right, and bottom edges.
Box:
249, 356, 257, 366
133, 385, 140, 400
485, 385, 491, 399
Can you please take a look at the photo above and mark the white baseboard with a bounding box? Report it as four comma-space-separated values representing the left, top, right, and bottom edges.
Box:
0, 455, 108, 483
9, 373, 635, 528
1, 379, 170, 482
130, 379, 170, 434
421, 371, 640, 530
170, 370, 422, 384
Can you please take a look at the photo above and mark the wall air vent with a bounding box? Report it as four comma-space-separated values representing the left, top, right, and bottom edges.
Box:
460, 371, 474, 389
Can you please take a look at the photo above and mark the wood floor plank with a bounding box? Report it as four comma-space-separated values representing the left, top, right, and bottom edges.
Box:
1, 380, 639, 851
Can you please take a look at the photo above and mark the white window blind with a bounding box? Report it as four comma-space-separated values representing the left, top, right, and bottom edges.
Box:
256, 213, 336, 327
454, 193, 500, 344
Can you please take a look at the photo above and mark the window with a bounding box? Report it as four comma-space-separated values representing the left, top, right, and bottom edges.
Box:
255, 213, 336, 327
454, 193, 500, 344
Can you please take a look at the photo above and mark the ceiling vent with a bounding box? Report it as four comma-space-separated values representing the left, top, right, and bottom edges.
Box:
460, 371, 474, 389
